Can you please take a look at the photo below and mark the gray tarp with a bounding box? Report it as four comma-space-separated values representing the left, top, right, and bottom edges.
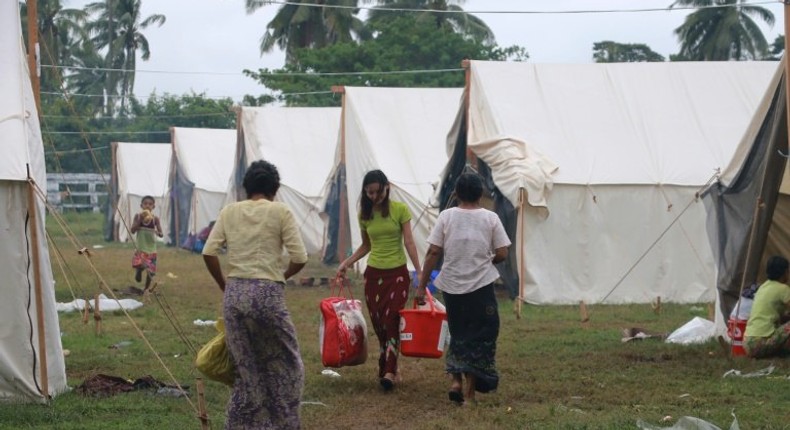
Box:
703, 69, 790, 320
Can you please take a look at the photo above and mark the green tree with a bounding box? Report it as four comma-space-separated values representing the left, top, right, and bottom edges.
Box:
244, 17, 526, 107
246, 0, 369, 63
20, 0, 88, 92
65, 38, 108, 113
85, 0, 165, 114
368, 0, 494, 45
671, 0, 774, 60
39, 96, 110, 174
765, 34, 784, 61
592, 41, 665, 62
41, 93, 235, 173
127, 93, 236, 133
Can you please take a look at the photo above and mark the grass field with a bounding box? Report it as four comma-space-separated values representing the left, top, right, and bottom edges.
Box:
1, 212, 788, 429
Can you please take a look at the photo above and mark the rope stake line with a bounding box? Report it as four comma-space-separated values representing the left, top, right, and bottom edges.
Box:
596, 171, 721, 306
31, 182, 200, 415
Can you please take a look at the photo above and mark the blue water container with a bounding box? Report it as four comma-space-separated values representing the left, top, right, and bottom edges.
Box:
410, 270, 440, 294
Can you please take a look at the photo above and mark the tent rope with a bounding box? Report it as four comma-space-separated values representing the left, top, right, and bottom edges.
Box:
38, 41, 139, 252
45, 229, 80, 302
657, 184, 715, 281
596, 171, 720, 305
30, 182, 200, 415
152, 291, 198, 356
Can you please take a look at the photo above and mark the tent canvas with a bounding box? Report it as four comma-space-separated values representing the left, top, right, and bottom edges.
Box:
233, 107, 341, 255
111, 142, 172, 243
0, 0, 67, 402
702, 63, 789, 328
325, 86, 463, 268
439, 60, 777, 304
170, 127, 236, 246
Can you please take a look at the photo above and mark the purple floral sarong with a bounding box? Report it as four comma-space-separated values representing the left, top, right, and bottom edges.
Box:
223, 278, 304, 430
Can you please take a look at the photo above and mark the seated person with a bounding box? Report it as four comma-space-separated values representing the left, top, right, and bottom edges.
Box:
193, 221, 216, 254
197, 221, 215, 242
743, 255, 790, 358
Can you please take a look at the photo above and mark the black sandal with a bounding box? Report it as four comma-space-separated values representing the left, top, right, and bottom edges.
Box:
448, 390, 464, 404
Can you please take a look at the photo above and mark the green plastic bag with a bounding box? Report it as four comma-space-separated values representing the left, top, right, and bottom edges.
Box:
195, 318, 235, 386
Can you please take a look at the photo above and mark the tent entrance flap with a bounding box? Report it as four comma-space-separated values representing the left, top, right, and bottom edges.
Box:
703, 70, 789, 319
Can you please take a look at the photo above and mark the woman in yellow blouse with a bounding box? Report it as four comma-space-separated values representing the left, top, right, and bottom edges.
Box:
203, 160, 307, 429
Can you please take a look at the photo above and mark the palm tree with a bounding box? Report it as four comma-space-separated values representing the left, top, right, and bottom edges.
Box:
85, 0, 165, 114
20, 0, 87, 92
367, 0, 495, 45
671, 0, 774, 60
66, 38, 108, 113
246, 0, 369, 63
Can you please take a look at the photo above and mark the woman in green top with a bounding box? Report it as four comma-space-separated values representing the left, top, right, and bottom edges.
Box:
744, 255, 790, 358
337, 170, 422, 390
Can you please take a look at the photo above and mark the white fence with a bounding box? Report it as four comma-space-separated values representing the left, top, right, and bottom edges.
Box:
46, 173, 110, 213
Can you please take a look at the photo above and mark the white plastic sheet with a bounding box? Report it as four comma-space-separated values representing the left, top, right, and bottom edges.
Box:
665, 317, 716, 345
56, 294, 143, 313
637, 413, 740, 430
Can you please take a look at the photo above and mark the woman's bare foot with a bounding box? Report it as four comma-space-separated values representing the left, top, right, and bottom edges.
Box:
463, 373, 476, 404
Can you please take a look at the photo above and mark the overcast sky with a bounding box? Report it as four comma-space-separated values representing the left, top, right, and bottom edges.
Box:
72, 0, 785, 101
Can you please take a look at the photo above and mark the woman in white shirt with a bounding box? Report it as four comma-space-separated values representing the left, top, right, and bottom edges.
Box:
417, 172, 511, 406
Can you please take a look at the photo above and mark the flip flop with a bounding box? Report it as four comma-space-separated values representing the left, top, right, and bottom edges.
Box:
379, 377, 394, 391
448, 390, 464, 404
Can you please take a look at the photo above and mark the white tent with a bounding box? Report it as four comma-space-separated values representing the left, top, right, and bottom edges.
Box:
441, 60, 776, 305
234, 107, 341, 255
328, 86, 463, 268
111, 142, 172, 243
0, 0, 67, 402
170, 127, 236, 246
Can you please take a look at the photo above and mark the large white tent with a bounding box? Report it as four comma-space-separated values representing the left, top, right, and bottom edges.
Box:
110, 142, 172, 243
233, 107, 341, 255
170, 127, 236, 246
0, 0, 67, 402
326, 86, 462, 268
438, 60, 777, 305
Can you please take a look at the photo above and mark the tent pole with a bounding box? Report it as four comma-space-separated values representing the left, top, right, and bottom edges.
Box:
461, 60, 477, 169
515, 188, 526, 319
25, 1, 48, 397
233, 106, 245, 202
111, 142, 119, 241
26, 177, 49, 399
737, 198, 763, 309
26, 0, 41, 116
170, 127, 180, 247
332, 86, 348, 265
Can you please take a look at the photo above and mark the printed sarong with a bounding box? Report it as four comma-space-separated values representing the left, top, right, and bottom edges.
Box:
744, 322, 790, 358
223, 278, 304, 430
131, 251, 157, 276
363, 265, 410, 377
